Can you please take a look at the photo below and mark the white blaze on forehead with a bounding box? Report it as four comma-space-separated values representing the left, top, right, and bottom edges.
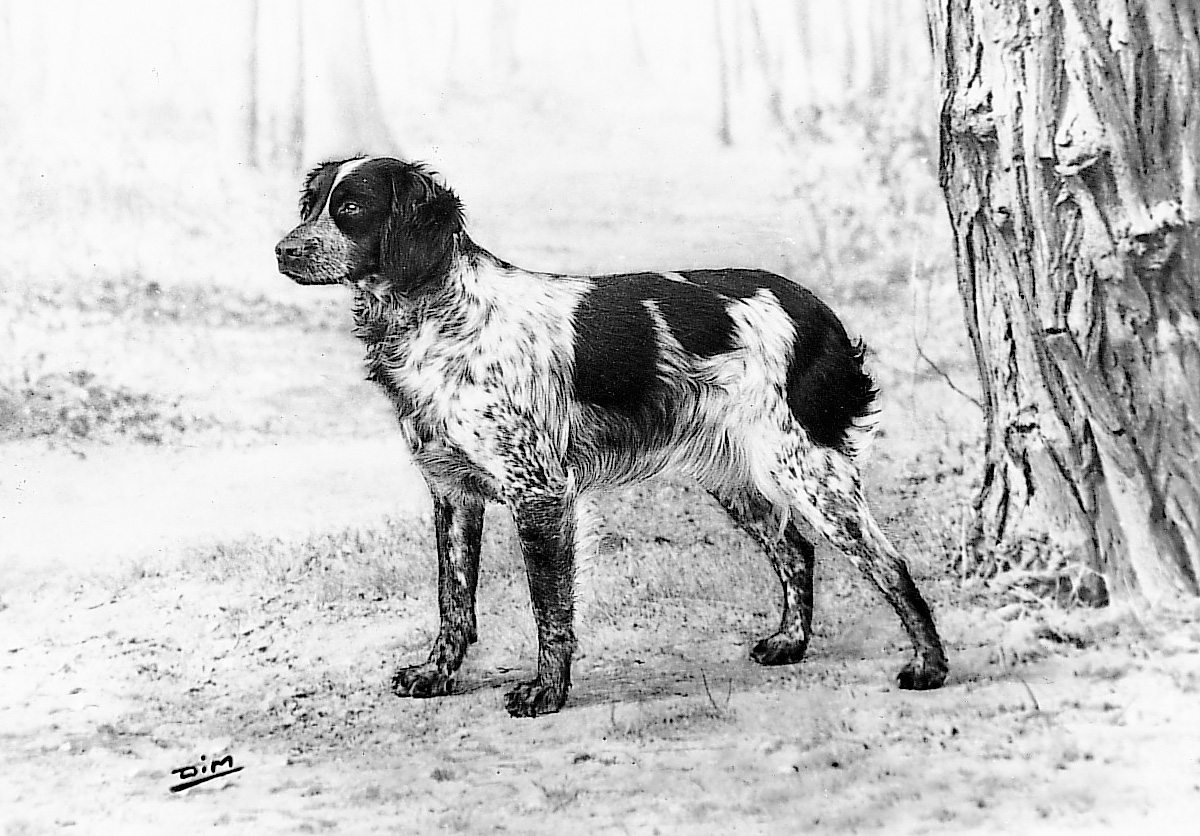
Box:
322, 157, 372, 217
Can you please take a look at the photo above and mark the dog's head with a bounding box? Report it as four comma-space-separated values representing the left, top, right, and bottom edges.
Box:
275, 156, 464, 290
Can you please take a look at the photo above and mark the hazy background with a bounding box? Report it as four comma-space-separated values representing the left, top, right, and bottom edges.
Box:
1, 0, 968, 571
0, 0, 945, 288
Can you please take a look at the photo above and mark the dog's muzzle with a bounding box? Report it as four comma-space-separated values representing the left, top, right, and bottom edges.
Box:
275, 236, 317, 282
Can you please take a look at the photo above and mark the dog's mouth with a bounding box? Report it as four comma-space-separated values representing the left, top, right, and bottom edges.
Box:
277, 256, 346, 286
276, 256, 313, 283
275, 232, 361, 286
276, 232, 334, 285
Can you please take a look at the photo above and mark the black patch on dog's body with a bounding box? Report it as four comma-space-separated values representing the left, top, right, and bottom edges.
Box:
637, 274, 737, 358
573, 273, 735, 377
570, 268, 874, 451
681, 269, 876, 450
571, 276, 661, 412
569, 273, 740, 480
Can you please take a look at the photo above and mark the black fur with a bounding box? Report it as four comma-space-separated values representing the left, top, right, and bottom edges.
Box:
375, 162, 465, 291
680, 269, 876, 450
569, 271, 739, 410
572, 268, 875, 451
284, 157, 466, 291
608, 273, 737, 358
571, 277, 661, 412
299, 161, 341, 221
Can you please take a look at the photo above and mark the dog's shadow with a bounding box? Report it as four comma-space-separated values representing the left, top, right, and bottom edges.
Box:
452, 658, 760, 710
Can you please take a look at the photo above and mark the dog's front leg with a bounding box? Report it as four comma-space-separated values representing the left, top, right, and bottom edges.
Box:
391, 491, 484, 698
504, 495, 576, 718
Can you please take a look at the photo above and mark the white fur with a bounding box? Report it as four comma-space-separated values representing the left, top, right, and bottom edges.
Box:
378, 258, 591, 497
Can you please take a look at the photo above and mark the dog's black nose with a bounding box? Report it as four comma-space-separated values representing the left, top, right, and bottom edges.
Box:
276, 239, 309, 259
276, 236, 318, 282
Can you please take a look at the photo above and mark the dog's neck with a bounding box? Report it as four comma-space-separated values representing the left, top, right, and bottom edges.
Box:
350, 234, 533, 424
350, 233, 507, 342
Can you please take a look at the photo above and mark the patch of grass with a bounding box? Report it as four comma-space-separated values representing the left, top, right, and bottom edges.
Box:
0, 368, 213, 444
1167, 667, 1200, 693
201, 520, 434, 600
5, 276, 344, 332
196, 511, 522, 605
606, 696, 735, 741
534, 779, 583, 813
583, 480, 771, 623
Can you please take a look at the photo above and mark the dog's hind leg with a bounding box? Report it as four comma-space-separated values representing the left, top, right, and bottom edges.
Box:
710, 488, 816, 666
749, 424, 948, 690
392, 491, 484, 698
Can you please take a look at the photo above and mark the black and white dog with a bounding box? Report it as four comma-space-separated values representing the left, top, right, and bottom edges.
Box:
276, 156, 947, 717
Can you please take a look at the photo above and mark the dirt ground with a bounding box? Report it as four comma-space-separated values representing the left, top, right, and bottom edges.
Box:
4, 329, 1200, 833
4, 93, 1200, 835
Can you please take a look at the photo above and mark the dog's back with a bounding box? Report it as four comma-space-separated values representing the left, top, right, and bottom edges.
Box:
565, 268, 876, 493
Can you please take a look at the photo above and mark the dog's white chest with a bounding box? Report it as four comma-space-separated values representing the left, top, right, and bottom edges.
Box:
356, 267, 587, 491
382, 308, 557, 465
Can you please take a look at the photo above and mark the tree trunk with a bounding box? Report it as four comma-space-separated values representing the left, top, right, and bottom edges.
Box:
927, 0, 1200, 604
793, 0, 816, 111
244, 0, 305, 171
290, 4, 306, 171
627, 0, 649, 70
714, 0, 735, 145
301, 0, 396, 165
245, 0, 260, 168
491, 0, 520, 77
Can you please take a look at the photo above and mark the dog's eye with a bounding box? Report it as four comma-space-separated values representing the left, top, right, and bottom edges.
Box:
340, 202, 362, 215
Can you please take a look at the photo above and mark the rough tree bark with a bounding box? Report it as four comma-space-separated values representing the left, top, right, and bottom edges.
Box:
927, 0, 1200, 604
714, 0, 738, 146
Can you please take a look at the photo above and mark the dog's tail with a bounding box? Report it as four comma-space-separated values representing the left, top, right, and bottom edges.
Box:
787, 334, 878, 455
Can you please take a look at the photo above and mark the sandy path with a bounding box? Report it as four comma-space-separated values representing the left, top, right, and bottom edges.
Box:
5, 437, 1200, 833
1, 439, 431, 584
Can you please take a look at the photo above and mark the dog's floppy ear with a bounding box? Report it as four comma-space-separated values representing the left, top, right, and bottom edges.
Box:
379, 165, 464, 291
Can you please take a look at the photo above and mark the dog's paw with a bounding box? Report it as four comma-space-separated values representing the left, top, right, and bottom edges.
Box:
503, 678, 568, 718
750, 633, 809, 666
896, 655, 948, 691
391, 663, 454, 698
